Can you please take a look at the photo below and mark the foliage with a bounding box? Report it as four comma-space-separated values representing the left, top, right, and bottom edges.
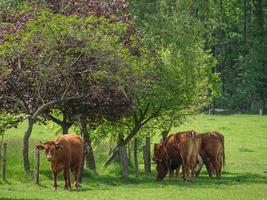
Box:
0, 112, 24, 150
0, 9, 146, 117
0, 113, 23, 135
194, 0, 267, 112
0, 5, 150, 172
126, 0, 220, 136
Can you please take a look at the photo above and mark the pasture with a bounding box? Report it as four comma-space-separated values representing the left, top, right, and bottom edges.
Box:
0, 114, 267, 200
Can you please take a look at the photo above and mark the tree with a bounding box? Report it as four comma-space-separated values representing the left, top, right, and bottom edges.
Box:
0, 9, 146, 173
102, 0, 220, 169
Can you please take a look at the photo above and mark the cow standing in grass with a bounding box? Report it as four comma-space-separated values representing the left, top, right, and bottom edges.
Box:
195, 131, 225, 178
36, 134, 83, 190
153, 130, 198, 181
153, 134, 183, 181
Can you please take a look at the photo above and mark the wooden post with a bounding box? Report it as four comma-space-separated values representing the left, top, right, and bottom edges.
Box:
134, 138, 139, 177
118, 146, 128, 178
143, 136, 151, 174
259, 109, 262, 115
34, 149, 40, 185
2, 143, 7, 181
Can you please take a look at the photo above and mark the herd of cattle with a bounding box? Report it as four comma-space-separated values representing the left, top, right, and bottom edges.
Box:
153, 130, 225, 182
35, 130, 224, 190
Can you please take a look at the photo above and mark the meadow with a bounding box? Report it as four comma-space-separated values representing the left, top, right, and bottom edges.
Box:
0, 114, 266, 200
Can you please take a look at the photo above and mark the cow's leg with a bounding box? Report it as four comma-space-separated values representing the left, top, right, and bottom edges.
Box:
52, 171, 58, 190
182, 165, 186, 181
195, 155, 204, 177
214, 157, 222, 179
190, 157, 197, 179
185, 157, 192, 181
203, 159, 214, 177
64, 167, 71, 190
73, 166, 80, 190
51, 165, 58, 190
183, 163, 190, 181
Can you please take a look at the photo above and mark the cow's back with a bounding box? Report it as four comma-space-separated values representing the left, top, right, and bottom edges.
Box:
199, 132, 224, 165
175, 130, 197, 158
55, 134, 83, 168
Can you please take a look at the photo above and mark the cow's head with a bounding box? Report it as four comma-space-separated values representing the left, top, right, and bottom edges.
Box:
36, 141, 63, 162
153, 143, 165, 162
153, 143, 168, 181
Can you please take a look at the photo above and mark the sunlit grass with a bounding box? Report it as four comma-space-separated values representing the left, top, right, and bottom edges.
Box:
0, 114, 267, 200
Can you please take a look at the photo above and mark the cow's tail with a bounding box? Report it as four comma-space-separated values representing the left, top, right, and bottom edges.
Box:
219, 134, 225, 168
216, 133, 225, 169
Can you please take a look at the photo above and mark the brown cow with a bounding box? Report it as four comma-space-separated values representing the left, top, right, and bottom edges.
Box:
36, 133, 83, 190
153, 134, 182, 181
153, 130, 198, 181
195, 131, 225, 178
176, 130, 198, 180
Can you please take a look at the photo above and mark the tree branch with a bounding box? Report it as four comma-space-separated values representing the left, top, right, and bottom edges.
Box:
7, 78, 31, 114
32, 96, 81, 120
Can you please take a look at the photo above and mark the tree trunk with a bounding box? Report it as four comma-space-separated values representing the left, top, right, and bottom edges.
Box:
85, 136, 96, 171
79, 117, 96, 171
102, 102, 162, 170
23, 117, 34, 174
143, 136, 151, 174
102, 121, 142, 169
127, 141, 131, 164
62, 123, 71, 135
134, 138, 139, 176
79, 149, 85, 183
46, 113, 72, 135
243, 0, 248, 55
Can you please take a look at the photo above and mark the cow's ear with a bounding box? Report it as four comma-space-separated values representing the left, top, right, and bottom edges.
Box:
36, 144, 45, 150
56, 145, 63, 151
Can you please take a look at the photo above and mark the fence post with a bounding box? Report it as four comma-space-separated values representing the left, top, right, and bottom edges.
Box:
143, 136, 151, 174
119, 146, 128, 179
134, 138, 139, 177
34, 149, 40, 185
259, 109, 262, 116
2, 143, 7, 181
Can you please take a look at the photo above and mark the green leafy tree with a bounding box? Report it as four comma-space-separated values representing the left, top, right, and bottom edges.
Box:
0, 9, 149, 173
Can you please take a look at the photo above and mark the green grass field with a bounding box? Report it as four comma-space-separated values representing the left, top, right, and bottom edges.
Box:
0, 114, 267, 200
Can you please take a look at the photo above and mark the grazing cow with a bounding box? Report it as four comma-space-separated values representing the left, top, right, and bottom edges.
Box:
153, 130, 198, 181
175, 130, 198, 180
195, 131, 225, 178
153, 134, 182, 181
36, 134, 83, 190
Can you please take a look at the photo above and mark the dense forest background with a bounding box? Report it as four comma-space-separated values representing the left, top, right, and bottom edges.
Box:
128, 0, 267, 113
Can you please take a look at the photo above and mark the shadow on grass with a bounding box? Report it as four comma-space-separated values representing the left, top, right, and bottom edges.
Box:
36, 169, 267, 191
78, 171, 267, 189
